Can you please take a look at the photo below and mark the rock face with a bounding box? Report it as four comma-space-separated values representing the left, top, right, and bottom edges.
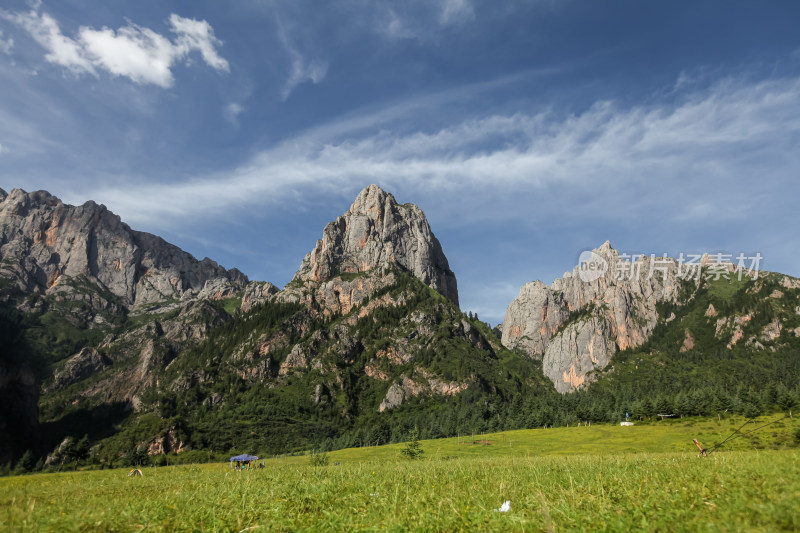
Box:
292, 185, 459, 305
47, 347, 110, 392
502, 242, 687, 393
378, 372, 469, 412
0, 188, 247, 307
144, 427, 185, 455
240, 281, 279, 312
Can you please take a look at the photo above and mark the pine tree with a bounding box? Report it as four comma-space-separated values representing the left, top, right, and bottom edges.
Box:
14, 450, 35, 474
400, 426, 424, 460
777, 392, 796, 418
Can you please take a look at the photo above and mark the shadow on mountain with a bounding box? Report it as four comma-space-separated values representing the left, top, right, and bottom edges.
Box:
40, 401, 131, 452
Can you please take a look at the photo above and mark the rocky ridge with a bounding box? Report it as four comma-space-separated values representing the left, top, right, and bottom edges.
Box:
0, 188, 248, 311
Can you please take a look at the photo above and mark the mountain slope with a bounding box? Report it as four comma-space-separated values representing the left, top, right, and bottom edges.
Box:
0, 187, 250, 463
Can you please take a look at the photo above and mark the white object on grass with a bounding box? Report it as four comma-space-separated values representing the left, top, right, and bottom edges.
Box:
495, 500, 511, 512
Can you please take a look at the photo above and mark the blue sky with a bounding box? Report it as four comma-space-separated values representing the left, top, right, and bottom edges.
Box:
1, 1, 799, 324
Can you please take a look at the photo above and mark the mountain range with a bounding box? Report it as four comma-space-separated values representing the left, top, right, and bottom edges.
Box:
1, 185, 799, 467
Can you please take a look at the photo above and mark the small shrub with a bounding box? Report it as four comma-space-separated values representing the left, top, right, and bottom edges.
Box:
309, 451, 329, 467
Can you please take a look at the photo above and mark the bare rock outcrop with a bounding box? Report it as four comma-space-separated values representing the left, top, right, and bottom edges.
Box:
378, 371, 468, 412
144, 426, 185, 455
541, 317, 615, 392
502, 241, 687, 393
291, 185, 458, 305
240, 281, 279, 312
196, 278, 238, 301
47, 347, 110, 392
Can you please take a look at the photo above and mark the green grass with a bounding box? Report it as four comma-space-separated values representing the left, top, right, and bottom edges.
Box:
2, 451, 797, 531
3, 415, 798, 531
705, 275, 750, 301
289, 414, 798, 464
219, 297, 243, 316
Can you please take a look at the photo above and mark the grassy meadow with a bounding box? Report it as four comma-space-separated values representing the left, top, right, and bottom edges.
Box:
2, 415, 798, 532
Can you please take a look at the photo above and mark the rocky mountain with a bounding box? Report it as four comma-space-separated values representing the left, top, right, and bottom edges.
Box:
502, 241, 800, 393
3, 184, 799, 470
501, 242, 685, 392
0, 187, 249, 463
292, 184, 458, 305
0, 187, 248, 313
1, 184, 544, 466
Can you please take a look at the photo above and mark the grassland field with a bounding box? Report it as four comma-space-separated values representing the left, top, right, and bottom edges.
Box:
2, 414, 798, 532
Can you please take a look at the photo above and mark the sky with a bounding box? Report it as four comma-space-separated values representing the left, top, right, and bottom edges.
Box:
1, 0, 799, 325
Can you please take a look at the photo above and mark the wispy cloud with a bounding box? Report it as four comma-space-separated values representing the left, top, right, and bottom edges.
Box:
0, 29, 13, 54
86, 73, 800, 229
380, 0, 475, 41
1, 6, 228, 87
272, 9, 327, 100
439, 0, 474, 25
223, 102, 244, 125
1, 7, 96, 75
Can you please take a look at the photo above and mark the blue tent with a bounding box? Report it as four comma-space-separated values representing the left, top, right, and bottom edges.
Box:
229, 454, 258, 462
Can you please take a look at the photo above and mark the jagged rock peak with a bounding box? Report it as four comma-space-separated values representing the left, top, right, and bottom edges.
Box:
293, 184, 459, 305
0, 187, 248, 306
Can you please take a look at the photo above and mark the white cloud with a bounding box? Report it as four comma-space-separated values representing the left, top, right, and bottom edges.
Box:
273, 12, 327, 100
1, 7, 228, 87
281, 54, 328, 100
439, 0, 474, 25
1, 8, 96, 75
168, 14, 229, 72
89, 74, 800, 229
0, 143, 8, 155
78, 23, 178, 87
224, 102, 244, 125
0, 29, 14, 54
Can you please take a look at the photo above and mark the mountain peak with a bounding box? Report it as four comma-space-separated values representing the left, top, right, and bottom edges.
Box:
293, 186, 459, 305
596, 240, 613, 253
348, 184, 394, 214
